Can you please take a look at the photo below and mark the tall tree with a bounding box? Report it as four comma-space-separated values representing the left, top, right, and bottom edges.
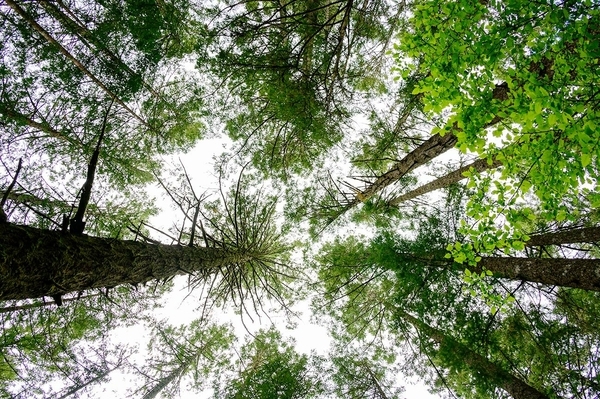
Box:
396, 310, 552, 399
0, 175, 292, 304
393, 0, 600, 248
0, 285, 160, 398
130, 319, 235, 399
213, 327, 325, 399
385, 157, 502, 207
198, 0, 407, 179
313, 215, 600, 398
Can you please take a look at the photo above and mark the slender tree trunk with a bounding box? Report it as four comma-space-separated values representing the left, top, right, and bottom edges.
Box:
55, 360, 123, 399
0, 223, 251, 301
0, 294, 99, 313
526, 227, 600, 247
365, 367, 390, 399
337, 83, 508, 216
1, 190, 66, 208
0, 190, 107, 216
143, 362, 187, 399
0, 159, 22, 223
70, 102, 111, 234
477, 257, 600, 292
387, 157, 502, 205
0, 103, 74, 143
352, 131, 459, 205
399, 310, 552, 399
4, 0, 150, 129
37, 0, 161, 99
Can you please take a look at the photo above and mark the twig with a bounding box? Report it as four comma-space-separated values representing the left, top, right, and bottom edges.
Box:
0, 158, 23, 223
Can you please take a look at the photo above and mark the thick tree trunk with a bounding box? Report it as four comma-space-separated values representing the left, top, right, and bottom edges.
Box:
387, 157, 502, 206
0, 223, 250, 301
478, 257, 600, 292
399, 310, 551, 399
526, 227, 600, 246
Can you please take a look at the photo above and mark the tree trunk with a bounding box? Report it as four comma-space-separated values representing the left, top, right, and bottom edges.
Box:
478, 257, 600, 292
70, 104, 111, 235
55, 361, 122, 399
387, 157, 502, 206
0, 223, 251, 301
353, 131, 459, 205
526, 227, 600, 246
142, 363, 186, 399
399, 310, 552, 399
0, 103, 74, 143
339, 83, 508, 216
37, 0, 161, 99
0, 294, 99, 313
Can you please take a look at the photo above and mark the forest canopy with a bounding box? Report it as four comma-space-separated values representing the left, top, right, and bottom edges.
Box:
0, 0, 599, 398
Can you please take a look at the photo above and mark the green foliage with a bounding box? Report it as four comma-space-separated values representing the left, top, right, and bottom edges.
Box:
3, 1, 600, 399
0, 287, 162, 398
328, 344, 403, 399
394, 0, 600, 250
198, 0, 405, 179
131, 318, 235, 398
215, 328, 325, 399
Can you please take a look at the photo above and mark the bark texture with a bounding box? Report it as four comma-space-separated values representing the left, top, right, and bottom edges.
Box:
479, 257, 600, 292
354, 131, 459, 205
400, 310, 551, 399
0, 223, 247, 301
526, 227, 600, 246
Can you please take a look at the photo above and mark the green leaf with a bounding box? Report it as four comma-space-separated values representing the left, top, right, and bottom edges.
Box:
521, 179, 531, 193
581, 153, 591, 168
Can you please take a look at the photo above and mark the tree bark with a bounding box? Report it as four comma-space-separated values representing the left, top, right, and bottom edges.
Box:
399, 310, 552, 399
478, 257, 600, 292
142, 363, 186, 399
526, 227, 600, 247
353, 131, 459, 205
0, 223, 250, 301
0, 294, 99, 313
70, 102, 111, 234
387, 157, 502, 206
